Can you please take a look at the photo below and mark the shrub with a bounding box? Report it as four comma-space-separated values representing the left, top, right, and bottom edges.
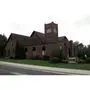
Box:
49, 57, 60, 63
85, 57, 90, 63
77, 59, 85, 64
77, 57, 90, 64
35, 55, 42, 60
10, 57, 14, 59
62, 60, 68, 63
43, 55, 50, 60
30, 57, 38, 60
30, 55, 42, 60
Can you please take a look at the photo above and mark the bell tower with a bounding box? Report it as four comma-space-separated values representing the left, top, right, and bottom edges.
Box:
45, 22, 58, 43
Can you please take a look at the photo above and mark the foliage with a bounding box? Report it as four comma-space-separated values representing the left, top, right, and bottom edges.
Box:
77, 59, 85, 64
86, 45, 90, 57
62, 60, 68, 63
76, 44, 90, 63
43, 55, 50, 60
30, 55, 42, 60
77, 45, 87, 57
49, 57, 60, 63
0, 34, 7, 57
84, 57, 90, 63
77, 44, 90, 60
73, 41, 79, 46
77, 50, 85, 59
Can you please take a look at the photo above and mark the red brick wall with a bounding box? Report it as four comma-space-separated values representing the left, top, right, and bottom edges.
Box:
25, 45, 47, 58
5, 38, 16, 58
45, 22, 58, 43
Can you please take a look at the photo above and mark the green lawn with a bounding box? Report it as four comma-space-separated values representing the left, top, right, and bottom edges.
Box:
0, 59, 90, 70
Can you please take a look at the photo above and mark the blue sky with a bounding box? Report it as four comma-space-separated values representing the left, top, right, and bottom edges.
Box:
0, 0, 90, 45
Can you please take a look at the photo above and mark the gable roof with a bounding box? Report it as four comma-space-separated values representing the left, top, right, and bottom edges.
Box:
5, 33, 44, 47
58, 36, 68, 42
44, 22, 57, 26
5, 33, 30, 46
30, 31, 69, 44
30, 31, 46, 44
10, 33, 30, 40
5, 32, 69, 48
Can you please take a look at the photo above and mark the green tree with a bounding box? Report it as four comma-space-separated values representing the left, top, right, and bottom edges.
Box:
0, 34, 7, 57
86, 45, 90, 57
73, 41, 79, 46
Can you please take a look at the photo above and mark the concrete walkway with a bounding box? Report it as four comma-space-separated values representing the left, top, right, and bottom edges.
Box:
0, 61, 90, 75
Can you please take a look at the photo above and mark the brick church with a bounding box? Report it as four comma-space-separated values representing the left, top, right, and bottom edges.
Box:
5, 22, 74, 59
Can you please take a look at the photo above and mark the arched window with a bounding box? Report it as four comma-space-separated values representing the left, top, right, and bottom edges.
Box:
32, 47, 36, 51
60, 45, 62, 50
42, 46, 46, 51
25, 48, 28, 52
32, 47, 36, 57
42, 46, 46, 56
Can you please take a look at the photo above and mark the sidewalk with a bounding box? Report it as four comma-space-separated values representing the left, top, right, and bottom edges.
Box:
0, 61, 90, 75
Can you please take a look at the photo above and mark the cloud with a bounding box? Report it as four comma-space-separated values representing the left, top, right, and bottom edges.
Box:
74, 15, 90, 27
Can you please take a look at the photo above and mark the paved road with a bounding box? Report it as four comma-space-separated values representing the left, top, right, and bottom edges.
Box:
0, 65, 70, 75
0, 68, 14, 75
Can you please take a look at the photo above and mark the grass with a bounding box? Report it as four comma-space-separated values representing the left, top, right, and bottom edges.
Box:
0, 59, 90, 70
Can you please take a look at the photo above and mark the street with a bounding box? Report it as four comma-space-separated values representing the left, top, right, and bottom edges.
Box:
0, 64, 69, 75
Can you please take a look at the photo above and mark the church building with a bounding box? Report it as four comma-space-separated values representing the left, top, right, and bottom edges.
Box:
5, 22, 74, 59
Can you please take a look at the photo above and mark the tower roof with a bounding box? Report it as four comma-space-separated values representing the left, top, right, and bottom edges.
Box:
45, 21, 57, 25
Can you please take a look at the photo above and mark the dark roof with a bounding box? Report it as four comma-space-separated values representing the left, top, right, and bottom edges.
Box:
58, 36, 68, 42
10, 33, 30, 40
6, 33, 44, 46
6, 33, 30, 46
30, 31, 46, 44
20, 37, 43, 46
6, 32, 69, 47
30, 31, 68, 44
45, 21, 57, 25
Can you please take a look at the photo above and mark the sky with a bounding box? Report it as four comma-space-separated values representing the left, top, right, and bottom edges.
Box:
0, 0, 90, 45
